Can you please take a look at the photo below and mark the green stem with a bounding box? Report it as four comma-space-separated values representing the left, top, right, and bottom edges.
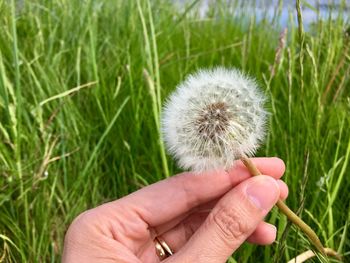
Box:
11, 0, 29, 242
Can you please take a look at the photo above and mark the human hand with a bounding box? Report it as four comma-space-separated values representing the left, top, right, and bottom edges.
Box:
62, 157, 287, 263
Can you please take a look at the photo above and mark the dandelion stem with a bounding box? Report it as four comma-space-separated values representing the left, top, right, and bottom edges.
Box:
241, 156, 341, 261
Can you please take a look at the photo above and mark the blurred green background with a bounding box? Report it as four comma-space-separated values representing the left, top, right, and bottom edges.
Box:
0, 0, 349, 262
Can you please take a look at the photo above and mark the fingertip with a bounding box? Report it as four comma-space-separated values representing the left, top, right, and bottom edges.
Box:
272, 157, 286, 175
247, 222, 277, 245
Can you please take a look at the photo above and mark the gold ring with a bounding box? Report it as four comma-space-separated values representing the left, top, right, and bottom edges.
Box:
154, 239, 167, 260
154, 236, 173, 260
156, 236, 173, 256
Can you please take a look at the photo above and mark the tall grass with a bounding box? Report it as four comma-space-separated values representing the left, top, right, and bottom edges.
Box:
0, 0, 349, 262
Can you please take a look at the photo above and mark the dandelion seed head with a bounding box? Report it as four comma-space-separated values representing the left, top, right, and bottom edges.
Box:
162, 67, 267, 172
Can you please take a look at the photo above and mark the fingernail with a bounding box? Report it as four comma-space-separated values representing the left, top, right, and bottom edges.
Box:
246, 176, 279, 211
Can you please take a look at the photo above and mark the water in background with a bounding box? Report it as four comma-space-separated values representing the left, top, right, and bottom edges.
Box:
175, 0, 349, 28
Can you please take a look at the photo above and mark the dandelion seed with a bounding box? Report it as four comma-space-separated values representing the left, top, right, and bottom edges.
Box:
161, 67, 267, 172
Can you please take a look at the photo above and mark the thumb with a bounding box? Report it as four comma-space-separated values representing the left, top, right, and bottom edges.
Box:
167, 175, 280, 263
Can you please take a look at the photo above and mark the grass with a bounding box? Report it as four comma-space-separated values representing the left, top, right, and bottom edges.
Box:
0, 0, 349, 262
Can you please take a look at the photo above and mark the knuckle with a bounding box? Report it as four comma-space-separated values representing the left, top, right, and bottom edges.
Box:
173, 173, 202, 210
210, 205, 250, 242
72, 209, 97, 228
65, 209, 98, 241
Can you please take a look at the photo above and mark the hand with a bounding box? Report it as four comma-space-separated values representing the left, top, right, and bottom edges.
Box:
62, 157, 287, 263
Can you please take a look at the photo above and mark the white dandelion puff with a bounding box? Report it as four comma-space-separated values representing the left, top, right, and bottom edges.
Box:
161, 67, 267, 172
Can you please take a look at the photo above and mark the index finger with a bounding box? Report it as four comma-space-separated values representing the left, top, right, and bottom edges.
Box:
112, 157, 285, 226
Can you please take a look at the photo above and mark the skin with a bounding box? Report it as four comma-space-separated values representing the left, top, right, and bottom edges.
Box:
63, 157, 288, 263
